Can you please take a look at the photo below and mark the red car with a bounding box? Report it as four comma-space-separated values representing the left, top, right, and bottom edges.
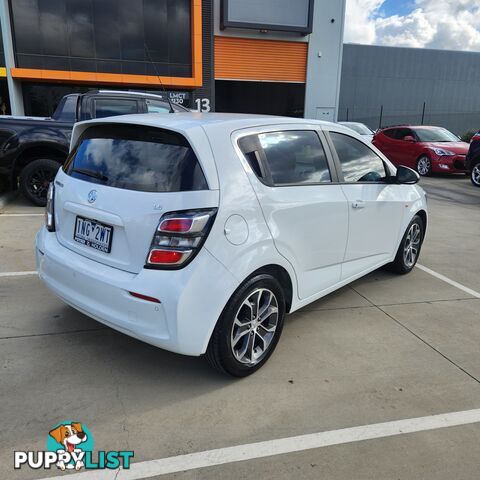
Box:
373, 126, 468, 176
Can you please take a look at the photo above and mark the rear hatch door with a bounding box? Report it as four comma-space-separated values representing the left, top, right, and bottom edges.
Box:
54, 122, 218, 274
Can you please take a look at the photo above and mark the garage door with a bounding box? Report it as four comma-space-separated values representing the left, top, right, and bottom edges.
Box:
215, 36, 307, 83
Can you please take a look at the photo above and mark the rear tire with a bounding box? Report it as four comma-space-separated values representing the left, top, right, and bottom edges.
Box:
19, 159, 62, 206
0, 175, 8, 194
206, 274, 286, 377
388, 215, 425, 274
470, 162, 480, 187
416, 156, 431, 176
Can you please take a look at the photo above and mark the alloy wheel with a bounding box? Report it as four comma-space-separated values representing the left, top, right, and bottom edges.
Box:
403, 223, 421, 268
472, 164, 480, 186
417, 157, 430, 176
29, 168, 55, 201
230, 288, 279, 365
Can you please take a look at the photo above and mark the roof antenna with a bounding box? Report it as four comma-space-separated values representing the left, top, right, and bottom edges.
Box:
144, 42, 175, 113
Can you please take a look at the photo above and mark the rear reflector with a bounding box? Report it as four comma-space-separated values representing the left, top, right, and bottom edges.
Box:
129, 291, 161, 303
159, 218, 194, 233
148, 249, 191, 265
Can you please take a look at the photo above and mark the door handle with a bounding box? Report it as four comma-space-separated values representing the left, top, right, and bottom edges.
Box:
352, 200, 365, 209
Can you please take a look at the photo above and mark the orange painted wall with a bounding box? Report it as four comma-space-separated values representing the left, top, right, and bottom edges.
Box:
215, 36, 307, 83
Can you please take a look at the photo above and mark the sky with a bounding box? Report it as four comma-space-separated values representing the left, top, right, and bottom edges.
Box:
344, 0, 480, 52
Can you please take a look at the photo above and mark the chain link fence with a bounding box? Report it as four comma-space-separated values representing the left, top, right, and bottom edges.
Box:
338, 104, 480, 137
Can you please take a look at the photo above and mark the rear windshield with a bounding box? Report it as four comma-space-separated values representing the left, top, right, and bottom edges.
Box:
64, 124, 208, 192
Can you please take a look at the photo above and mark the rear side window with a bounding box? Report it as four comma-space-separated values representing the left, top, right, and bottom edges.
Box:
54, 96, 77, 122
382, 129, 397, 139
240, 130, 331, 186
64, 124, 208, 192
94, 99, 138, 118
146, 100, 171, 113
330, 132, 388, 183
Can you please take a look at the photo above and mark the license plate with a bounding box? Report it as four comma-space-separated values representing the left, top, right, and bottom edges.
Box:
74, 216, 113, 253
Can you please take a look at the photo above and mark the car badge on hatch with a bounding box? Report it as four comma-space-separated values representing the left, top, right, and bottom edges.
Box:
87, 190, 97, 204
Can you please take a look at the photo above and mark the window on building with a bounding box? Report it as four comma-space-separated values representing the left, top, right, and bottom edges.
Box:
10, 0, 192, 77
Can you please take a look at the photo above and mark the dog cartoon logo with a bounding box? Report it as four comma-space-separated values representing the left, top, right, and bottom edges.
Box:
15, 420, 133, 471
47, 421, 93, 471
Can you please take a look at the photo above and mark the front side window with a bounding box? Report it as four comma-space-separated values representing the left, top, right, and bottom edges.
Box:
94, 99, 138, 118
64, 124, 208, 192
330, 132, 388, 183
396, 128, 414, 140
253, 130, 331, 185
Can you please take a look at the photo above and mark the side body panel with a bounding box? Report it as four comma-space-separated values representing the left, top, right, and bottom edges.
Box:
201, 122, 299, 295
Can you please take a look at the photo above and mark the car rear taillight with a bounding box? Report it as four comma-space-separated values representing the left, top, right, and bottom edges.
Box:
45, 182, 55, 232
146, 209, 217, 269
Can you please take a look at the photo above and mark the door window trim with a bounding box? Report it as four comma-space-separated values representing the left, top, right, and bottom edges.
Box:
233, 126, 340, 187
324, 130, 394, 185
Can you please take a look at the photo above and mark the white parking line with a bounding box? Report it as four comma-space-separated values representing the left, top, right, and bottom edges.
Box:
0, 271, 37, 277
0, 213, 44, 217
417, 264, 480, 299
39, 408, 480, 480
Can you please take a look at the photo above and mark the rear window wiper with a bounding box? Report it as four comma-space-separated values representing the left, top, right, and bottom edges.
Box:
71, 167, 108, 182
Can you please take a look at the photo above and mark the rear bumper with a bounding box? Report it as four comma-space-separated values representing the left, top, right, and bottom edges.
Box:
431, 155, 466, 173
36, 227, 239, 356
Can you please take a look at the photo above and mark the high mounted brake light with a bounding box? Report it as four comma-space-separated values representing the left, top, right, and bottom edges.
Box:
145, 209, 217, 269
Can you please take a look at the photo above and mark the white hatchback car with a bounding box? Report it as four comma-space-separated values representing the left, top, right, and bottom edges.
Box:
36, 113, 427, 376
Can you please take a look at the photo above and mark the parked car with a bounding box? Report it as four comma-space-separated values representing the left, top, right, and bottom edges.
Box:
338, 121, 375, 142
465, 130, 480, 187
0, 90, 188, 206
373, 125, 468, 176
36, 114, 427, 377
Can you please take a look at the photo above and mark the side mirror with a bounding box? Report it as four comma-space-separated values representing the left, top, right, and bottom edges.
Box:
396, 165, 419, 184
403, 135, 416, 142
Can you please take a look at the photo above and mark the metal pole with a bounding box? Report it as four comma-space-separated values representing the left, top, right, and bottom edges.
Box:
0, 0, 24, 115
421, 102, 426, 125
346, 107, 349, 121
378, 105, 383, 130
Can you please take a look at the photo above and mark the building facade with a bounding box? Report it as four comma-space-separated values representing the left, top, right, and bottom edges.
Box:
0, 0, 345, 120
339, 43, 480, 135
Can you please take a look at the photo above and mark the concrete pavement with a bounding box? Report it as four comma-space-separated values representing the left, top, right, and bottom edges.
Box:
1, 174, 479, 479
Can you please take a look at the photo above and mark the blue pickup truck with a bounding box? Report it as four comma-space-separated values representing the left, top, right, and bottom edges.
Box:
0, 90, 187, 205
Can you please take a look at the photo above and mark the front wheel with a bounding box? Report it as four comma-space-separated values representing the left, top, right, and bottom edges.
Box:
470, 162, 480, 187
388, 215, 425, 274
416, 156, 431, 176
19, 159, 62, 206
206, 274, 286, 377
